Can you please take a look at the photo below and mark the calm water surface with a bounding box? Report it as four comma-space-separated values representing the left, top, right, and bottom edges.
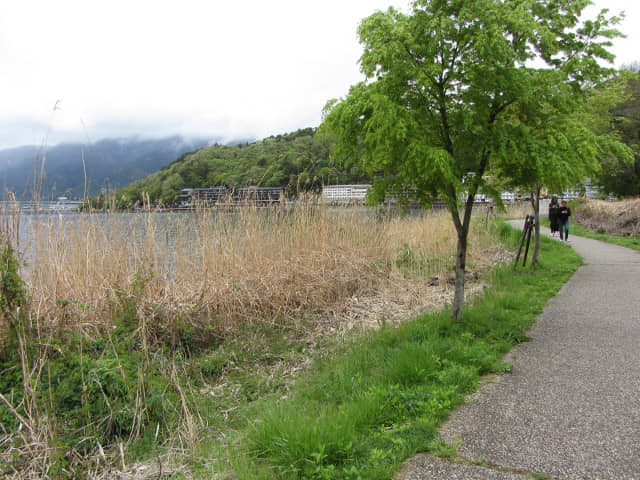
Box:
7, 206, 432, 269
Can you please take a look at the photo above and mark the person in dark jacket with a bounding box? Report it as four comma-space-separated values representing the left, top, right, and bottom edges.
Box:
548, 197, 559, 236
558, 200, 571, 241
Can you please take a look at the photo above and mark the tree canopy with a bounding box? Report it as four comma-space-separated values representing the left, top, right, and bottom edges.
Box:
489, 74, 633, 263
595, 64, 640, 196
322, 0, 623, 321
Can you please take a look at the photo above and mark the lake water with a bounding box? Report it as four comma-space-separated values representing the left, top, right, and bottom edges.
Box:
6, 206, 431, 272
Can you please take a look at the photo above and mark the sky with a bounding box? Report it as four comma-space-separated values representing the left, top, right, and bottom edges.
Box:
0, 0, 638, 150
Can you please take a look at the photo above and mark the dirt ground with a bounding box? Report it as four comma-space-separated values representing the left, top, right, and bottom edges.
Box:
324, 245, 514, 334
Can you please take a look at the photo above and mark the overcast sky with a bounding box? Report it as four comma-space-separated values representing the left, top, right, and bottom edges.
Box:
1, 0, 638, 149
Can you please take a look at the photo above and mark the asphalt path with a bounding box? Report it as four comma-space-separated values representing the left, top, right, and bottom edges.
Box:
398, 224, 640, 480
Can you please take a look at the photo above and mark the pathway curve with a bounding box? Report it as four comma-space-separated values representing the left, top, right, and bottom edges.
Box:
398, 225, 640, 480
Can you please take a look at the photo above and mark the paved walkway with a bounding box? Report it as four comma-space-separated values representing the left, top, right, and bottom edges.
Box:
398, 226, 640, 480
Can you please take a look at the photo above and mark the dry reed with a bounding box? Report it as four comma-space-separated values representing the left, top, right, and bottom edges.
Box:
1, 199, 511, 478
20, 201, 502, 335
573, 198, 640, 235
503, 201, 535, 220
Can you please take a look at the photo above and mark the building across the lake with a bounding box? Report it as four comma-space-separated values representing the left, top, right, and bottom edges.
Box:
180, 182, 597, 209
321, 184, 372, 204
179, 186, 283, 207
179, 187, 228, 206
234, 187, 283, 204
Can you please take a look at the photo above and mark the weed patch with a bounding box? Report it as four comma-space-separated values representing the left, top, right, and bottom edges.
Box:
0, 210, 559, 478
230, 224, 582, 479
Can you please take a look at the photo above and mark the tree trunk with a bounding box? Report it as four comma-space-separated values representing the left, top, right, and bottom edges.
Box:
530, 185, 541, 264
447, 147, 488, 322
452, 228, 468, 321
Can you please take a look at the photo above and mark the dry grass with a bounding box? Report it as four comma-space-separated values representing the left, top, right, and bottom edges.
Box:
573, 198, 640, 235
503, 201, 535, 219
1, 200, 510, 479
20, 201, 505, 336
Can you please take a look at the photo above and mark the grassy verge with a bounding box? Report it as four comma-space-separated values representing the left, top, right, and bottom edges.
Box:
567, 223, 640, 251
0, 215, 581, 479
211, 222, 582, 479
541, 217, 640, 251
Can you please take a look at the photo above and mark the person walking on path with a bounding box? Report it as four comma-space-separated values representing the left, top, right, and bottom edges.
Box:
548, 197, 559, 236
558, 200, 571, 241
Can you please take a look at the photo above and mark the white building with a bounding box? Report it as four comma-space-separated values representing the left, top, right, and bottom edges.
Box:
322, 185, 371, 204
501, 191, 517, 203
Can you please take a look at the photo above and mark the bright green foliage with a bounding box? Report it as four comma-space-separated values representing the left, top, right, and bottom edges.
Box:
0, 245, 28, 430
597, 65, 640, 196
98, 128, 370, 207
322, 0, 622, 320
493, 67, 633, 195
0, 244, 27, 326
324, 0, 622, 205
489, 68, 633, 263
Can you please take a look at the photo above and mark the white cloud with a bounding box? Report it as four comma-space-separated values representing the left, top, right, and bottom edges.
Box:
0, 0, 637, 149
584, 0, 640, 68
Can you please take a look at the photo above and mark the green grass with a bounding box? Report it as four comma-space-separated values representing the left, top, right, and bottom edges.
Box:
569, 223, 640, 251
541, 218, 640, 251
218, 223, 583, 479
1, 221, 583, 478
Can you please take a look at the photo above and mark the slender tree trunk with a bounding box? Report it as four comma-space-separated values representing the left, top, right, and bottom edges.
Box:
449, 190, 474, 322
452, 226, 468, 321
446, 137, 490, 321
530, 185, 541, 264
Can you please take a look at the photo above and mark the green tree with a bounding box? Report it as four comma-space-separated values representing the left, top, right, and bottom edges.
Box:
493, 76, 633, 263
596, 63, 640, 196
321, 0, 622, 321
159, 172, 184, 205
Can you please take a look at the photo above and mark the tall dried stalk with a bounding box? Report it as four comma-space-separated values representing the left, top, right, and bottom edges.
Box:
18, 201, 505, 337
1, 200, 508, 478
573, 198, 640, 235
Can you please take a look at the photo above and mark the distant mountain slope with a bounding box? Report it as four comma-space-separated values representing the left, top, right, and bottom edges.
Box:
0, 136, 221, 200
111, 128, 370, 207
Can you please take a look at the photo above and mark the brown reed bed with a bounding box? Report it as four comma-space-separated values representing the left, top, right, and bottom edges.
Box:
572, 197, 640, 235
0, 200, 510, 479
20, 201, 505, 337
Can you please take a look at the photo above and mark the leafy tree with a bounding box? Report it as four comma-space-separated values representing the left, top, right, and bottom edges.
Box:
595, 63, 640, 196
321, 0, 622, 321
493, 75, 633, 263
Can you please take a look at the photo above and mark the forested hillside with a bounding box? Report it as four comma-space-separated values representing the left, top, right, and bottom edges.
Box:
112, 128, 370, 207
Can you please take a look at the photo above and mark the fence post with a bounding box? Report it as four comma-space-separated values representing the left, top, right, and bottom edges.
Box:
522, 216, 534, 267
513, 215, 530, 270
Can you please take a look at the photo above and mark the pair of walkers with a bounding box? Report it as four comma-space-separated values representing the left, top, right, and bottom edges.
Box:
548, 198, 571, 241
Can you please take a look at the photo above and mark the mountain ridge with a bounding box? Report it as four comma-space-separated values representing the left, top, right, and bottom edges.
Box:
0, 135, 252, 200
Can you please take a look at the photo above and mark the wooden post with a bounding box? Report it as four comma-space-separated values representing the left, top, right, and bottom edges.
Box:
514, 215, 530, 270
522, 216, 534, 267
